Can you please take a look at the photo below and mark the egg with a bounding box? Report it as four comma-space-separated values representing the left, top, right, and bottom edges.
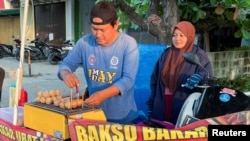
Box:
72, 100, 78, 109
53, 99, 60, 106
45, 97, 53, 104
49, 89, 56, 97
37, 91, 43, 97
65, 101, 71, 109
63, 98, 70, 102
40, 97, 46, 103
42, 91, 50, 98
52, 97, 57, 102
35, 96, 41, 102
55, 89, 62, 96
59, 101, 65, 109
77, 99, 83, 107
56, 95, 62, 99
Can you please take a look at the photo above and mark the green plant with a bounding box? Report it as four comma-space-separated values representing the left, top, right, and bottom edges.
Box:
94, 0, 250, 45
217, 76, 250, 92
224, 46, 250, 51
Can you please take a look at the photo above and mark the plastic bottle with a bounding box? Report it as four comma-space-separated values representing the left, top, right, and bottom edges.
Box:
18, 88, 28, 106
9, 84, 16, 107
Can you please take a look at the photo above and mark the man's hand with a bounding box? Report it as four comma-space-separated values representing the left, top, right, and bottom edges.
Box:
84, 86, 120, 106
84, 92, 106, 106
60, 70, 80, 88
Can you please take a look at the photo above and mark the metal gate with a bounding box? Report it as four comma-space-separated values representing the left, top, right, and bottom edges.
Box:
34, 2, 65, 47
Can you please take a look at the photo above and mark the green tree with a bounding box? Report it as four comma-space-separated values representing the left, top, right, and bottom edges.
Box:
98, 0, 250, 47
178, 0, 250, 51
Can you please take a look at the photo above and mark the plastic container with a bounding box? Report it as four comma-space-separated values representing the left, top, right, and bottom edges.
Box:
9, 84, 16, 107
0, 106, 24, 126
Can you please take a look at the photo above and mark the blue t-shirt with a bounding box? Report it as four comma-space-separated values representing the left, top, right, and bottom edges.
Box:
58, 32, 139, 123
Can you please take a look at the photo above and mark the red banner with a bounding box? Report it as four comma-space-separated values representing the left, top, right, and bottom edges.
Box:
69, 119, 208, 141
69, 111, 250, 141
0, 118, 57, 141
1, 110, 249, 140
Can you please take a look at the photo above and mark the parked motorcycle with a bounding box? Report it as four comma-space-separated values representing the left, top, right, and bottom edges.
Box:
11, 36, 22, 60
15, 36, 52, 62
175, 53, 250, 128
0, 41, 15, 58
47, 40, 73, 65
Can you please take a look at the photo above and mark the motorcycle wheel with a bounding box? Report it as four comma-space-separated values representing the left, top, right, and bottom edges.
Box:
0, 48, 4, 59
15, 49, 20, 61
24, 50, 30, 63
48, 53, 60, 65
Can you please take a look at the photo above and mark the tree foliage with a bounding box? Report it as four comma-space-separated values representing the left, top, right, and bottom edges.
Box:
97, 0, 250, 45
178, 0, 250, 39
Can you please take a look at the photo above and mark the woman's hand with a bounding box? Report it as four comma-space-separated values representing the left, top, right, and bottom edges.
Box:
185, 74, 202, 89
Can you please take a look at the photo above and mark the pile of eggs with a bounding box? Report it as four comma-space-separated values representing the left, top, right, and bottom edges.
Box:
35, 89, 84, 109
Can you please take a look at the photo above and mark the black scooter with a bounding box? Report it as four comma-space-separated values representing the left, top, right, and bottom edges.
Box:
0, 43, 14, 58
175, 53, 250, 128
47, 40, 73, 65
15, 37, 51, 62
12, 36, 21, 59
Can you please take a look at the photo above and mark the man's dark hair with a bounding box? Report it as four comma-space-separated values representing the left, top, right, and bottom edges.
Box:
90, 1, 118, 26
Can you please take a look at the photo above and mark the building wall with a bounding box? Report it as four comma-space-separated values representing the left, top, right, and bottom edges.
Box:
19, 0, 74, 47
207, 50, 250, 79
0, 16, 20, 45
0, 0, 20, 45
79, 0, 95, 36
0, 0, 4, 9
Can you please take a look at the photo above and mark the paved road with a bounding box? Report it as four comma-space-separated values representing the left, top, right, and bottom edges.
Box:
0, 57, 87, 107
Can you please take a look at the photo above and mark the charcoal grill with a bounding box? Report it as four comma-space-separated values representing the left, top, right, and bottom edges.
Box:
23, 101, 106, 140
27, 101, 99, 116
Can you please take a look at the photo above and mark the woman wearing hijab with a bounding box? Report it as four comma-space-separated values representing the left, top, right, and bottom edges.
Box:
147, 21, 213, 124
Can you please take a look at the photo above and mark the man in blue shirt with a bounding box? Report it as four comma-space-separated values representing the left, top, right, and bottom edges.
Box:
58, 1, 139, 124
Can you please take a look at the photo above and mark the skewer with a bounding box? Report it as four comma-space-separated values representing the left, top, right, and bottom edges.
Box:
70, 88, 73, 110
82, 88, 86, 109
35, 84, 39, 97
82, 88, 85, 109
76, 85, 80, 99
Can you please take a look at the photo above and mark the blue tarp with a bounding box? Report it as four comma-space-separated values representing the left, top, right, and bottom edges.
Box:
134, 44, 166, 113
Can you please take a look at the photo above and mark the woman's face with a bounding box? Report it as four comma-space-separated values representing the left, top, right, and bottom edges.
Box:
172, 28, 187, 49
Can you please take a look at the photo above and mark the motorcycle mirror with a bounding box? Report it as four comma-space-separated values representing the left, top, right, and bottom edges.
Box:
183, 53, 210, 79
183, 53, 202, 66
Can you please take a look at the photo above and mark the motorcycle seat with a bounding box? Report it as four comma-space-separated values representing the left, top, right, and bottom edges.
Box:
194, 86, 250, 119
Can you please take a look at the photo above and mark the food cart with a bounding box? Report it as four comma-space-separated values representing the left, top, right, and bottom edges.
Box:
1, 1, 249, 140
1, 106, 250, 141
